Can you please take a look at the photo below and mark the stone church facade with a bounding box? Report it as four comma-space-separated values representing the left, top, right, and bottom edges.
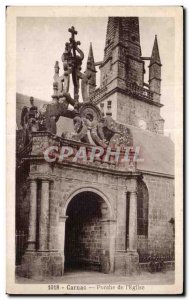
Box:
16, 17, 175, 278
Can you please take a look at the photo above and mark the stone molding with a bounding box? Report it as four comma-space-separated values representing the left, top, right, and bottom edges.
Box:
62, 185, 115, 220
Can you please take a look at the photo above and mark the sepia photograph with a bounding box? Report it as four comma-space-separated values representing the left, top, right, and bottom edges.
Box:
6, 6, 183, 294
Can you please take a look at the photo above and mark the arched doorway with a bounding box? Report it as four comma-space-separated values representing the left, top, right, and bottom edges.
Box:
64, 191, 113, 273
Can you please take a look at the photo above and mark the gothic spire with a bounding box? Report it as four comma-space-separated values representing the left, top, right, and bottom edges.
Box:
103, 17, 141, 61
150, 35, 161, 66
149, 35, 162, 103
85, 42, 96, 98
86, 43, 96, 72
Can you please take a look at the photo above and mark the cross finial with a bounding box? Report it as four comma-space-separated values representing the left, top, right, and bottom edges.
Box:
68, 26, 77, 40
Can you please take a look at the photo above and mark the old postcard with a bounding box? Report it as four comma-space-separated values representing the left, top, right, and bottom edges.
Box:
6, 6, 183, 294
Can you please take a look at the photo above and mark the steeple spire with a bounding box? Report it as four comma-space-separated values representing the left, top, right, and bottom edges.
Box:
100, 17, 144, 87
85, 43, 96, 98
86, 43, 96, 72
103, 17, 142, 61
149, 35, 162, 103
149, 35, 161, 66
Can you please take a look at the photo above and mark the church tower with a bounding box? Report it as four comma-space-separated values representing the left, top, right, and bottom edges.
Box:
85, 43, 97, 97
100, 17, 144, 87
91, 17, 164, 135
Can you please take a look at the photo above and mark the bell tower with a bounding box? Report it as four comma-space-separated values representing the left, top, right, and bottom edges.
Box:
91, 17, 164, 135
100, 17, 144, 88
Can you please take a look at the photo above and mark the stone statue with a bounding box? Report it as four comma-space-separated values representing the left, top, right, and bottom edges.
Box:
43, 26, 89, 135
44, 97, 61, 134
20, 97, 40, 145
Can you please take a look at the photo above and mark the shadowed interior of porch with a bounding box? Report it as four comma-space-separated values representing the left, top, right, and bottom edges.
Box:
64, 191, 108, 272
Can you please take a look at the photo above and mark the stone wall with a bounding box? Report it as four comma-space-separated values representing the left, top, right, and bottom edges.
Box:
141, 174, 175, 258
97, 93, 117, 119
64, 192, 103, 269
78, 218, 102, 264
16, 166, 30, 232
65, 217, 102, 268
117, 92, 163, 133
137, 235, 148, 258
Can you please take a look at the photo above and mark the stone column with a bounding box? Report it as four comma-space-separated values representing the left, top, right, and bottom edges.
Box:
27, 179, 37, 251
128, 191, 138, 251
39, 179, 50, 251
54, 215, 67, 275
58, 215, 67, 253
108, 220, 116, 273
115, 190, 127, 251
125, 178, 139, 275
100, 202, 116, 274
114, 189, 127, 275
100, 219, 116, 274
100, 203, 109, 273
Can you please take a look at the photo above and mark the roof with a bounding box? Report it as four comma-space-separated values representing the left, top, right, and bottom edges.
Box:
128, 125, 174, 176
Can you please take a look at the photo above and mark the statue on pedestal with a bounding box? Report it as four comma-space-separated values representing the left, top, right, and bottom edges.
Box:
20, 97, 40, 145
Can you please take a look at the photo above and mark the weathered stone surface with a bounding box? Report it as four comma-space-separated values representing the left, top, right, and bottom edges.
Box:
19, 252, 64, 278
125, 251, 139, 275
114, 252, 127, 275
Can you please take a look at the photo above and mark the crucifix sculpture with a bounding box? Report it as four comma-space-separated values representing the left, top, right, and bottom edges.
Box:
20, 26, 97, 137
53, 25, 93, 106
61, 26, 85, 103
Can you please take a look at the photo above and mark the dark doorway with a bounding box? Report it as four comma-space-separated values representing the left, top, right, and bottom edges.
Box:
64, 191, 105, 272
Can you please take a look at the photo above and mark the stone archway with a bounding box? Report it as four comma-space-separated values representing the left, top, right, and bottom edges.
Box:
63, 190, 115, 274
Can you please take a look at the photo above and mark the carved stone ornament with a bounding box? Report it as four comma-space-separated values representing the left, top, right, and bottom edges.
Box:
79, 103, 102, 122
19, 26, 133, 150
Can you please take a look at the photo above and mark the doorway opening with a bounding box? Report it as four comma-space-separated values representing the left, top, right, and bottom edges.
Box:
64, 191, 110, 272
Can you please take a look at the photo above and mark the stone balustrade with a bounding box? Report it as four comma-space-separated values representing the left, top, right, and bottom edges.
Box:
125, 82, 154, 101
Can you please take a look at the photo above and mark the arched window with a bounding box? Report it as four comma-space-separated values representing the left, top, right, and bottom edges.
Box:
137, 180, 149, 236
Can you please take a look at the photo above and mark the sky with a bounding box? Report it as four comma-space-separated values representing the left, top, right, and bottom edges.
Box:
16, 17, 175, 138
